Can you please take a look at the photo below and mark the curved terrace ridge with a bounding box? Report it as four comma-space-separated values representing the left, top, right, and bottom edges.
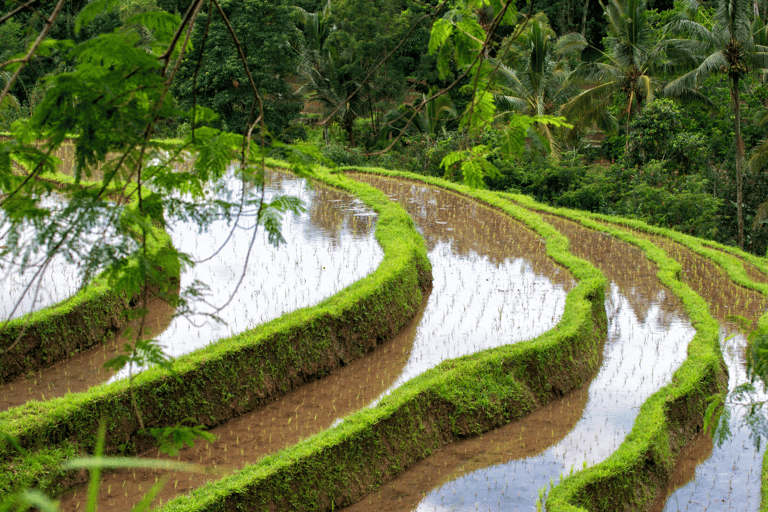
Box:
0, 164, 432, 501
145, 164, 608, 512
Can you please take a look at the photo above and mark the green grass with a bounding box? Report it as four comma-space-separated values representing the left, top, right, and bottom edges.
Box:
0, 164, 431, 500
150, 164, 608, 512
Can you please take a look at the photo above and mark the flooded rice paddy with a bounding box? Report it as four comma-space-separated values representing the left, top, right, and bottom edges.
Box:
348, 174, 574, 395
110, 169, 383, 380
7, 164, 767, 511
0, 169, 382, 408
59, 173, 577, 511
617, 226, 768, 512
0, 193, 129, 320
344, 211, 694, 512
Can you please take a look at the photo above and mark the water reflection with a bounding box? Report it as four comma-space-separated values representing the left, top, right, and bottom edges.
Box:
348, 174, 574, 395
630, 232, 768, 512
342, 212, 694, 512
1, 193, 128, 320
109, 169, 383, 380
0, 167, 383, 402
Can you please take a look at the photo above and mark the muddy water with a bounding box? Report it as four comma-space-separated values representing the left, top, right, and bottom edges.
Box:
343, 212, 695, 512
348, 174, 574, 394
0, 296, 174, 410
58, 294, 430, 512
618, 228, 768, 512
0, 170, 382, 407
59, 172, 576, 511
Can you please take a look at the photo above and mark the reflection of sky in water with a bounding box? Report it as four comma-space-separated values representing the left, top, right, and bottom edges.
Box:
413, 284, 693, 512
351, 179, 574, 404
1, 194, 126, 320
660, 329, 765, 512
380, 242, 567, 395
110, 170, 382, 381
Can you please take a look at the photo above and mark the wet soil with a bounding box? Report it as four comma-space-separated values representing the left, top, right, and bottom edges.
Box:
57, 291, 430, 512
341, 211, 695, 511
0, 296, 175, 411
109, 170, 382, 380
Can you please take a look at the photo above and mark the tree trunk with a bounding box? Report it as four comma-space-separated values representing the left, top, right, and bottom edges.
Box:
731, 75, 745, 249
581, 0, 590, 37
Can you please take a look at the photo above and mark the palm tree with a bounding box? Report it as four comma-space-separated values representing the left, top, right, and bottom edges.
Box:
560, 0, 676, 141
297, 45, 368, 146
380, 90, 457, 140
491, 20, 579, 157
664, 0, 768, 249
293, 0, 368, 145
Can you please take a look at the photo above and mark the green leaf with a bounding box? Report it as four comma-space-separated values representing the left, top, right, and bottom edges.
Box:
454, 18, 485, 67
126, 11, 183, 55
75, 0, 122, 35
429, 18, 453, 56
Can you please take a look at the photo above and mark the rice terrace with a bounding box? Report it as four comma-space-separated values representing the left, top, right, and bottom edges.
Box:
2, 141, 767, 511
3, 0, 768, 510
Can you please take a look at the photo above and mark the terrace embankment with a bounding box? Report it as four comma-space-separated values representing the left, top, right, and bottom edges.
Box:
342, 209, 696, 512
59, 167, 583, 511
0, 167, 431, 500
605, 222, 768, 511
0, 176, 180, 384
0, 296, 175, 410
487, 202, 730, 512
139, 168, 606, 512
58, 291, 431, 512
1, 169, 383, 408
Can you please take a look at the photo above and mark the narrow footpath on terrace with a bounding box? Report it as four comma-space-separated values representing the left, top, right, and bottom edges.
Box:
0, 169, 382, 410
341, 200, 695, 512
55, 170, 574, 511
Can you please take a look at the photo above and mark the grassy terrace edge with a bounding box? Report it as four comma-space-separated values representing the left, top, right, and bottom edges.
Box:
149, 165, 608, 511
0, 164, 432, 497
500, 193, 733, 511
0, 171, 180, 383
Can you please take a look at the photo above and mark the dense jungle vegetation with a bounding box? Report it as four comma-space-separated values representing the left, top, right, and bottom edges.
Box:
2, 0, 767, 256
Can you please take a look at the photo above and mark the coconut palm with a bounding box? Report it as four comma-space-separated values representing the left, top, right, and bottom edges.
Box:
560, 0, 680, 140
297, 45, 368, 146
491, 20, 579, 157
380, 90, 457, 139
664, 0, 768, 248
293, 0, 369, 145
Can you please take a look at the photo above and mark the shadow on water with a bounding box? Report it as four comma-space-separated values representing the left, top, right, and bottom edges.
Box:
340, 211, 695, 512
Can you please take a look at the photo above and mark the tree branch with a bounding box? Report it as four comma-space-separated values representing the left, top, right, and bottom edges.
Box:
0, 0, 67, 109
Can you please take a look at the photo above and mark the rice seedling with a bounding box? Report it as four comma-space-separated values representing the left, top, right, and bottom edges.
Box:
342, 211, 694, 512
